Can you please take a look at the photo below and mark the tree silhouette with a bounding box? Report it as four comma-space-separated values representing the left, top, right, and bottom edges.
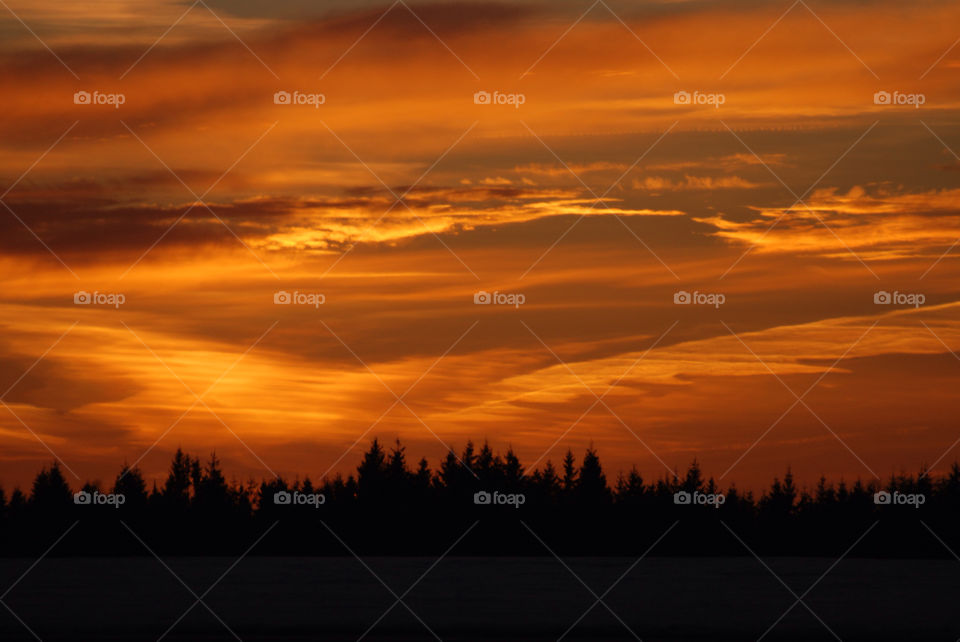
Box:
3, 440, 960, 558
162, 448, 193, 511
357, 438, 387, 504
413, 457, 432, 495
30, 462, 73, 510
681, 459, 704, 493
615, 467, 645, 506
531, 460, 561, 503
8, 487, 26, 517
114, 464, 148, 511
503, 448, 524, 491
562, 450, 577, 492
194, 452, 231, 521
576, 447, 610, 505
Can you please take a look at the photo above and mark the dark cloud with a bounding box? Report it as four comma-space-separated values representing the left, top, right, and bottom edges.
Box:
0, 351, 141, 412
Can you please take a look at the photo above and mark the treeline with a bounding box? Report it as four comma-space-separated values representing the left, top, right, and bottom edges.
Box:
1, 439, 958, 557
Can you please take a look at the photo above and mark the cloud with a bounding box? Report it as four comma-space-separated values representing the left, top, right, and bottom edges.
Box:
0, 181, 689, 262
514, 162, 630, 177
633, 175, 762, 191
698, 186, 960, 260
645, 153, 788, 172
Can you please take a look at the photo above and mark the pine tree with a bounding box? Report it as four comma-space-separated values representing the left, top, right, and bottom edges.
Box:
475, 442, 496, 482
163, 448, 193, 509
535, 461, 561, 502
114, 464, 148, 507
762, 468, 797, 516
8, 488, 26, 516
682, 459, 704, 493
386, 440, 409, 483
577, 447, 610, 505
357, 439, 387, 503
815, 475, 835, 505
414, 457, 432, 492
615, 467, 645, 504
189, 456, 202, 499
503, 448, 524, 489
562, 450, 578, 491
782, 468, 797, 508
30, 462, 73, 509
436, 449, 460, 492
196, 452, 229, 512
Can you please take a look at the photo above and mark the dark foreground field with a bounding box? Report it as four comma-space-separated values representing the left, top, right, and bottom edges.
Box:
1, 556, 958, 641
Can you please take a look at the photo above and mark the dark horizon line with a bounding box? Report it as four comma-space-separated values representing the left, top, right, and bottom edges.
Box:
3, 437, 954, 498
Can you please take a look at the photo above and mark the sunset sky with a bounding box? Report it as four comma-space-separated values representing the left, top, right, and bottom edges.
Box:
1, 0, 959, 492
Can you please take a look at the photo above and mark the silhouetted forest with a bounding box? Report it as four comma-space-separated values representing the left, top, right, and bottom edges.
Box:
2, 440, 958, 557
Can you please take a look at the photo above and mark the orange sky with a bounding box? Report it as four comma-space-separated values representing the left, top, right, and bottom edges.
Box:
1, 0, 959, 491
